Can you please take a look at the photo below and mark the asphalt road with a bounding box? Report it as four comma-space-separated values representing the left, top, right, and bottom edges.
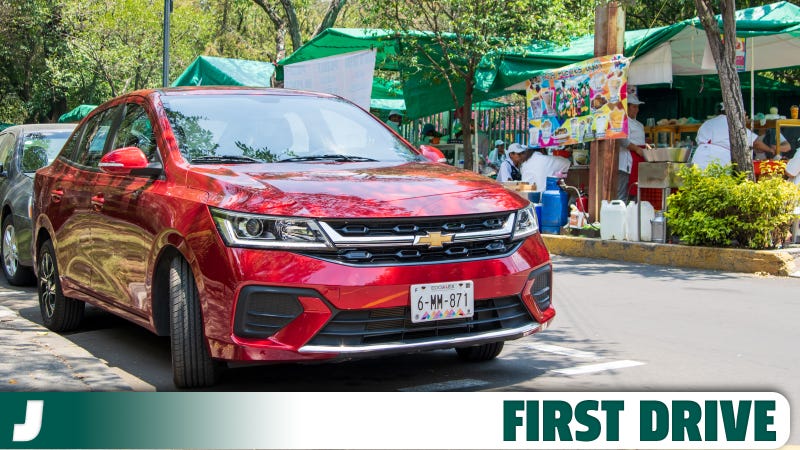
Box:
2, 255, 798, 442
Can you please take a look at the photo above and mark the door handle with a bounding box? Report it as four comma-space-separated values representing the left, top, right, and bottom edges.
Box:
91, 193, 104, 211
50, 189, 64, 203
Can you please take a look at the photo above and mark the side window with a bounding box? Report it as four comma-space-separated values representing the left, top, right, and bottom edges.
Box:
74, 107, 118, 168
0, 133, 15, 171
58, 129, 82, 164
113, 103, 158, 161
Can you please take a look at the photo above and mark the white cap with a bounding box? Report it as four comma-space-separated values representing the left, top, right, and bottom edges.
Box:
494, 139, 505, 147
388, 110, 403, 118
628, 94, 644, 105
508, 143, 526, 154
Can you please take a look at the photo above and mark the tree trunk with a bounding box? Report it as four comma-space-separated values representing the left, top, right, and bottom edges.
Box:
461, 83, 475, 172
252, 0, 288, 61
278, 0, 302, 52
313, 0, 347, 37
695, 0, 753, 180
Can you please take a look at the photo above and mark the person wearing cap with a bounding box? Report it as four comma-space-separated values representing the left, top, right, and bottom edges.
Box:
419, 123, 441, 145
616, 94, 650, 201
496, 143, 527, 182
521, 146, 571, 193
385, 110, 403, 133
487, 139, 507, 171
694, 101, 772, 170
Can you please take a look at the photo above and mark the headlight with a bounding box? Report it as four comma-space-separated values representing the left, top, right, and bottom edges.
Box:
210, 207, 333, 249
511, 205, 538, 240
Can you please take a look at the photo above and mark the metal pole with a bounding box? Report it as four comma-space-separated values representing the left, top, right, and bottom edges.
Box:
162, 0, 172, 87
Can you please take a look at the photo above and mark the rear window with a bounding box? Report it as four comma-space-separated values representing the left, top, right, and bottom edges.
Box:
162, 94, 421, 164
21, 130, 72, 172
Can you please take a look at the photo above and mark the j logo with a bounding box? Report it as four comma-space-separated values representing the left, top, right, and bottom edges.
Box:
13, 400, 43, 442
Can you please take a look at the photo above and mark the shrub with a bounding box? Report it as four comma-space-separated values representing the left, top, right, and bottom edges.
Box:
665, 163, 800, 249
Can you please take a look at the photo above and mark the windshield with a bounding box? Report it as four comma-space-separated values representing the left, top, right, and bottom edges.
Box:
21, 130, 72, 172
162, 94, 422, 165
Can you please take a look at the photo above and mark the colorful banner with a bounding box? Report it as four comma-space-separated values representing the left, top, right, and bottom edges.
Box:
526, 54, 630, 148
734, 37, 747, 71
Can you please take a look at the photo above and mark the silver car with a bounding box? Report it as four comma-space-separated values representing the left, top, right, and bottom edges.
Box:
0, 123, 75, 285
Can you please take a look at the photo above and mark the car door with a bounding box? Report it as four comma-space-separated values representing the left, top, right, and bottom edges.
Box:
88, 100, 163, 312
50, 107, 121, 295
0, 132, 17, 208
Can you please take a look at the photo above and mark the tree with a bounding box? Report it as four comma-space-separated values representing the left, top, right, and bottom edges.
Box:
364, 0, 592, 171
251, 0, 347, 61
694, 0, 753, 180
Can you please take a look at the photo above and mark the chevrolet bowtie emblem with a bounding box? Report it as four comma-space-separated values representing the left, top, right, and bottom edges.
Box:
414, 231, 454, 248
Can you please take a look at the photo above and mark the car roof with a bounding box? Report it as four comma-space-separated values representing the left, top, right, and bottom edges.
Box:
1, 123, 76, 134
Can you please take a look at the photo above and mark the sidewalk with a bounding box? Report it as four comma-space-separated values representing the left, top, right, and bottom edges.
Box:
0, 303, 137, 391
542, 234, 800, 277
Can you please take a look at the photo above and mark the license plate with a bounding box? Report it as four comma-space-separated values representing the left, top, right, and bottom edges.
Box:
410, 280, 474, 323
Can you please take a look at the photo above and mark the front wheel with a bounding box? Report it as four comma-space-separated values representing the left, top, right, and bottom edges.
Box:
2, 216, 35, 286
455, 341, 504, 362
38, 239, 84, 331
169, 257, 220, 389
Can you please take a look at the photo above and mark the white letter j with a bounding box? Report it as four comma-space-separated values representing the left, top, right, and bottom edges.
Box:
13, 400, 43, 442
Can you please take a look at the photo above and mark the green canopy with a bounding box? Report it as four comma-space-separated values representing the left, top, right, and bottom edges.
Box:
58, 104, 96, 123
370, 77, 405, 111
171, 56, 275, 87
0, 123, 14, 131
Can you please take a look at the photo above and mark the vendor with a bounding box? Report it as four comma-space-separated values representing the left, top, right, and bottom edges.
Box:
384, 110, 403, 133
487, 139, 506, 171
616, 94, 649, 201
496, 143, 527, 182
520, 146, 571, 192
420, 123, 441, 145
693, 102, 772, 169
754, 128, 791, 160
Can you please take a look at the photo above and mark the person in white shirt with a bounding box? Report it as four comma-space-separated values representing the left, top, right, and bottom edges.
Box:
496, 143, 527, 182
754, 129, 791, 160
487, 140, 506, 171
520, 146, 571, 192
693, 102, 772, 169
616, 94, 649, 201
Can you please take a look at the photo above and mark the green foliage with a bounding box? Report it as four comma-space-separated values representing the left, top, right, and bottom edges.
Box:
665, 164, 800, 249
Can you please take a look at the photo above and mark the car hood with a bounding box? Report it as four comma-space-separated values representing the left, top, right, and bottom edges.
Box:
190, 161, 528, 218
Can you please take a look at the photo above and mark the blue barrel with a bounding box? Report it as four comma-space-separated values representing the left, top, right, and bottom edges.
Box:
534, 203, 543, 229
541, 177, 569, 234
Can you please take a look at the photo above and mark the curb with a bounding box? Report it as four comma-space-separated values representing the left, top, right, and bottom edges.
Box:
541, 234, 800, 276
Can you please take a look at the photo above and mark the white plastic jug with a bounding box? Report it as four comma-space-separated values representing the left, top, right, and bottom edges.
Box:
600, 200, 626, 240
625, 201, 655, 241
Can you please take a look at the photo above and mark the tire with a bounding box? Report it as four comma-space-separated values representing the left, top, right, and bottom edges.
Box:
455, 341, 505, 362
169, 257, 219, 388
37, 239, 84, 331
2, 216, 35, 286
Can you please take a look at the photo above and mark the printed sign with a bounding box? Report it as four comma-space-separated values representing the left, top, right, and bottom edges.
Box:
526, 54, 630, 148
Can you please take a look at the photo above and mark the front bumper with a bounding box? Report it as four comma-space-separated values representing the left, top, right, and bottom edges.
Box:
202, 235, 554, 362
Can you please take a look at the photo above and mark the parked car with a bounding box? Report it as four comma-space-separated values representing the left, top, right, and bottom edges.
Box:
33, 87, 554, 388
0, 124, 75, 285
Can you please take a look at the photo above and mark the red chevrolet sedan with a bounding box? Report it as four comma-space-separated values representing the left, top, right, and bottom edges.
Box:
33, 87, 554, 388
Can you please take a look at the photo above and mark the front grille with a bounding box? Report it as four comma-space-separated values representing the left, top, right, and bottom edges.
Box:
303, 240, 522, 265
307, 296, 534, 347
325, 214, 510, 237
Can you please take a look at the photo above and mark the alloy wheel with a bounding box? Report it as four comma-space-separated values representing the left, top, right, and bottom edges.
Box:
3, 223, 19, 278
39, 251, 57, 318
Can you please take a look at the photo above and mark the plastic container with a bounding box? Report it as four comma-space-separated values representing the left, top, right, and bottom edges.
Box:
600, 199, 626, 240
541, 177, 569, 234
625, 201, 655, 241
534, 203, 543, 230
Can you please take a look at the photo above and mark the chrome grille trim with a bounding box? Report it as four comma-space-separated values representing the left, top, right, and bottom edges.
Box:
317, 213, 515, 248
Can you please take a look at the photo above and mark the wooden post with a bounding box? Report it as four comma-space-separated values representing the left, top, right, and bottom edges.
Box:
589, 1, 625, 222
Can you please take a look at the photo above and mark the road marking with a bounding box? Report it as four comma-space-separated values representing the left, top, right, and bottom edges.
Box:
526, 343, 598, 359
399, 378, 489, 392
552, 360, 645, 376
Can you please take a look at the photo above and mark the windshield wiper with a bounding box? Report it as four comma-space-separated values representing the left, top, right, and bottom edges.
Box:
190, 155, 261, 164
277, 154, 377, 163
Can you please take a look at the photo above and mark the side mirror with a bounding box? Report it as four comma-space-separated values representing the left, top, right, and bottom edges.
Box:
419, 145, 447, 163
99, 147, 151, 175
